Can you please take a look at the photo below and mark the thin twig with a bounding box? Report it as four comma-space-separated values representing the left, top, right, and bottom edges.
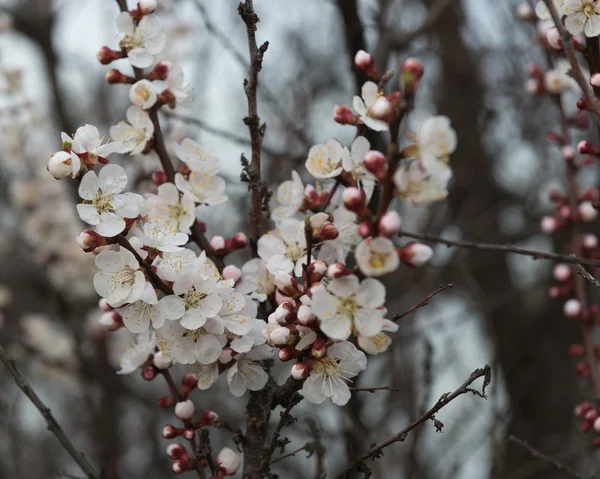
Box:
0, 346, 102, 479
334, 365, 491, 478
399, 230, 600, 267
349, 386, 400, 393
508, 435, 585, 479
270, 443, 314, 464
195, 429, 220, 479
393, 284, 453, 322
577, 264, 600, 289
306, 418, 326, 478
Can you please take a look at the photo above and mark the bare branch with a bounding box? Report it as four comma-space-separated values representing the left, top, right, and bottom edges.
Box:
349, 386, 401, 393
271, 443, 315, 465
392, 284, 453, 322
508, 435, 585, 479
576, 264, 600, 289
334, 365, 491, 478
399, 230, 600, 267
0, 346, 102, 479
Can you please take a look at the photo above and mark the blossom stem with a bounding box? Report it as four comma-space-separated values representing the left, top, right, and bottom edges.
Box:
392, 284, 453, 322
0, 345, 102, 479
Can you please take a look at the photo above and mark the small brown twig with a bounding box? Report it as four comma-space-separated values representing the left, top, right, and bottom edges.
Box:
508, 435, 585, 479
334, 365, 491, 478
349, 386, 400, 393
195, 429, 220, 479
306, 418, 326, 478
270, 443, 315, 465
0, 346, 102, 479
576, 264, 600, 289
398, 230, 600, 267
393, 284, 453, 322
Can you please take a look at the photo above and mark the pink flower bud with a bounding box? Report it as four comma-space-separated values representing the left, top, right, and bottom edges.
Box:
278, 346, 297, 362
569, 344, 584, 357
592, 73, 600, 88
526, 78, 541, 94
546, 28, 561, 49
274, 272, 298, 296
401, 57, 424, 81
314, 223, 339, 242
167, 443, 188, 460
99, 311, 123, 331
209, 236, 226, 253
307, 260, 328, 282
222, 265, 242, 283
369, 96, 396, 124
142, 368, 158, 380
575, 402, 593, 417
219, 347, 234, 364
229, 232, 249, 251
196, 410, 219, 427
270, 327, 290, 346
561, 145, 575, 161
172, 460, 192, 474
175, 400, 195, 420
540, 216, 559, 234
552, 264, 571, 282
578, 140, 599, 155
579, 201, 598, 222
358, 221, 374, 237
563, 299, 582, 318
76, 229, 107, 252
183, 429, 195, 440
158, 396, 176, 408
163, 425, 182, 439
586, 409, 599, 422
152, 170, 167, 186
399, 242, 433, 267
153, 351, 173, 370
379, 211, 403, 237
180, 374, 198, 396
311, 338, 327, 359
355, 50, 374, 71
327, 262, 352, 278
217, 447, 241, 476
343, 187, 367, 215
516, 3, 534, 20
291, 361, 310, 380
98, 298, 112, 312
333, 104, 356, 125
97, 46, 123, 65
297, 304, 316, 326
48, 151, 79, 179
363, 150, 388, 180
105, 69, 134, 84
583, 234, 598, 249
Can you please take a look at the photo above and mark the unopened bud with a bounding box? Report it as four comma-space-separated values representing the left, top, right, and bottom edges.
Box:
562, 145, 575, 161
516, 3, 535, 20
209, 235, 226, 254
76, 229, 107, 252
270, 326, 291, 346
142, 367, 158, 380
307, 260, 328, 282
546, 28, 561, 49
172, 460, 192, 474
575, 401, 593, 417
399, 242, 433, 267
576, 361, 590, 377
183, 429, 195, 440
540, 216, 560, 234
358, 221, 374, 237
274, 272, 299, 296
379, 211, 403, 237
526, 78, 541, 94
311, 338, 327, 359
369, 96, 396, 124
343, 187, 367, 215
593, 417, 600, 434
401, 58, 424, 96
363, 150, 388, 180
197, 410, 219, 427
563, 298, 582, 318
153, 351, 172, 370
578, 140, 599, 156
278, 346, 297, 362
297, 304, 316, 326
48, 150, 80, 179
229, 232, 249, 251
354, 50, 377, 77
583, 234, 598, 249
98, 298, 112, 312
105, 69, 134, 84
314, 223, 339, 242
333, 104, 357, 125
592, 73, 600, 88
222, 265, 242, 283
219, 347, 234, 364
158, 396, 176, 408
180, 374, 198, 396
152, 170, 167, 186
327, 262, 352, 278
139, 0, 158, 13
97, 46, 123, 65
569, 343, 584, 357
175, 400, 195, 420
167, 443, 188, 460
217, 447, 242, 476
291, 361, 310, 380
163, 425, 182, 439
99, 311, 123, 331
579, 201, 598, 222
553, 264, 571, 282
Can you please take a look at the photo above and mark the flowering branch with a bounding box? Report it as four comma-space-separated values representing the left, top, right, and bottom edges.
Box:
334, 365, 491, 479
0, 345, 102, 479
398, 230, 600, 267
392, 283, 453, 322
508, 435, 585, 479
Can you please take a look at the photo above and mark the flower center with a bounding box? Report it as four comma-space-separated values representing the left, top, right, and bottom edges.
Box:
184, 290, 207, 310
285, 243, 305, 262
313, 357, 343, 379
93, 192, 115, 213
337, 297, 358, 318
584, 3, 597, 17
368, 250, 388, 269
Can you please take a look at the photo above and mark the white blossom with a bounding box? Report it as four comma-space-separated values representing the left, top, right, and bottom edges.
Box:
121, 285, 185, 333
312, 275, 386, 340
61, 124, 122, 164
352, 81, 389, 131
235, 258, 276, 302
132, 220, 189, 252
564, 0, 600, 37
544, 58, 579, 93
226, 345, 273, 397
48, 150, 81, 179
164, 62, 194, 107
305, 139, 345, 179
257, 219, 307, 277
318, 206, 360, 264
272, 170, 304, 221
117, 330, 156, 374
195, 362, 220, 390
77, 164, 143, 237
175, 171, 227, 205
117, 12, 166, 68
172, 275, 222, 330
301, 341, 367, 405
357, 319, 399, 354
341, 136, 375, 198
394, 159, 452, 204
158, 320, 226, 365
355, 237, 400, 277
93, 248, 147, 306
145, 183, 196, 234
109, 106, 154, 155
173, 138, 220, 174
129, 79, 157, 109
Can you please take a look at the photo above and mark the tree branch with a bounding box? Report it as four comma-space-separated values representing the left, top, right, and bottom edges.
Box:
334, 365, 492, 478
0, 345, 102, 479
392, 284, 453, 322
398, 230, 600, 267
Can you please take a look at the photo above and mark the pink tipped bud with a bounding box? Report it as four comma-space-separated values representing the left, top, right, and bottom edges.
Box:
48, 150, 79, 179
180, 374, 198, 396
175, 400, 195, 420
311, 338, 327, 359
516, 3, 535, 20
291, 362, 310, 380
564, 299, 582, 318
146, 62, 169, 81
153, 351, 173, 370
333, 104, 357, 125
540, 216, 560, 234
270, 326, 291, 346
307, 260, 328, 282
172, 460, 192, 474
142, 367, 158, 381
278, 346, 297, 362
525, 78, 541, 94
363, 150, 388, 180
105, 69, 134, 84
76, 229, 107, 253
151, 170, 167, 186
217, 447, 242, 476
578, 140, 599, 155
354, 50, 377, 77
197, 410, 218, 427
579, 201, 598, 222
209, 236, 226, 254
222, 265, 242, 283
546, 28, 561, 49
183, 429, 196, 440
97, 46, 123, 65
575, 402, 593, 417
99, 311, 123, 331
219, 347, 234, 364
561, 145, 576, 161
592, 73, 600, 88
158, 396, 176, 408
98, 298, 112, 312
314, 223, 339, 242
583, 234, 598, 249
327, 262, 352, 278
587, 409, 600, 422
343, 187, 367, 214
297, 304, 316, 326
379, 211, 403, 237
399, 242, 433, 267
369, 96, 396, 124
274, 272, 299, 297
401, 57, 424, 80
553, 264, 571, 282
229, 232, 249, 251
358, 221, 374, 238
163, 425, 183, 439
569, 343, 584, 357
139, 0, 158, 13
167, 443, 188, 460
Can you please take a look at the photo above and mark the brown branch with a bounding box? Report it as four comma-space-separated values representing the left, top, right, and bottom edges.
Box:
306, 418, 326, 478
270, 443, 314, 465
334, 365, 491, 478
398, 230, 600, 267
542, 0, 600, 128
195, 429, 220, 479
508, 435, 585, 479
239, 0, 269, 245
576, 264, 600, 289
349, 386, 400, 393
0, 345, 102, 479
392, 284, 453, 322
